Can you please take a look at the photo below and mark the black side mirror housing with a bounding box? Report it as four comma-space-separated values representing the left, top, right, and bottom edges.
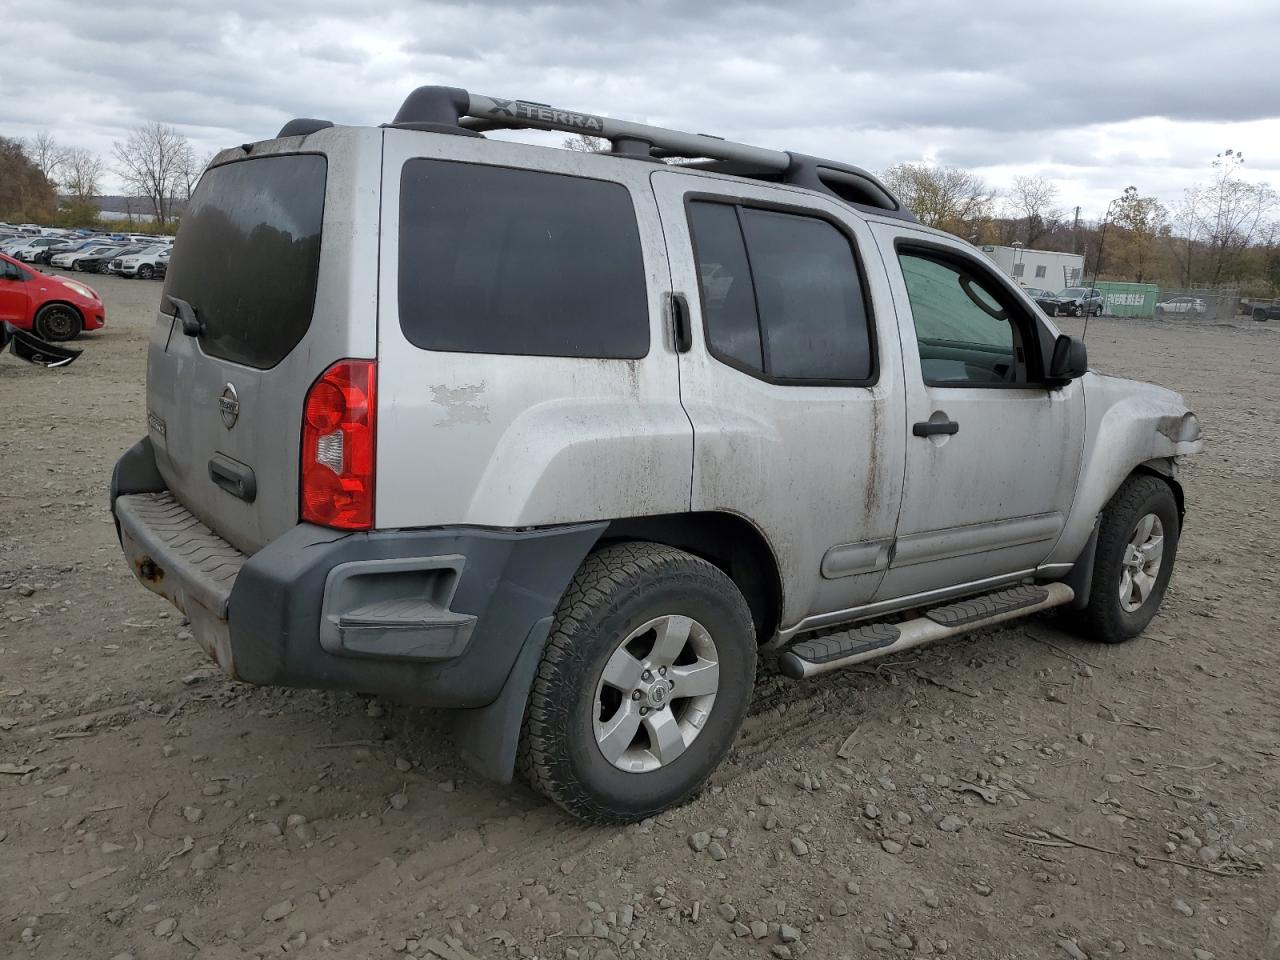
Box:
1048, 334, 1088, 383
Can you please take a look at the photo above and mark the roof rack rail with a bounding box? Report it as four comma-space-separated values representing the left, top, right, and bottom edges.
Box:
387, 86, 913, 219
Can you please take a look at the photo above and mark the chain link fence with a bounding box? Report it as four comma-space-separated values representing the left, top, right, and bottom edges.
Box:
1151, 287, 1241, 322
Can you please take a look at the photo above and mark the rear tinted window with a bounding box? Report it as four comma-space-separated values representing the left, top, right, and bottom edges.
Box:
162, 154, 326, 369
398, 160, 649, 358
687, 200, 875, 383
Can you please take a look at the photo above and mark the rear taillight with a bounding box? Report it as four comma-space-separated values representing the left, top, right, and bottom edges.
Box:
300, 359, 376, 530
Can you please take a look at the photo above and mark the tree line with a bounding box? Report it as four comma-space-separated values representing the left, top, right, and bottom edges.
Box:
0, 124, 211, 231
879, 150, 1279, 294
5, 126, 1277, 294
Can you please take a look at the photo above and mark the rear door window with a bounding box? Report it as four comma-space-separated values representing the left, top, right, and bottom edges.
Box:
687, 199, 875, 384
162, 154, 327, 369
397, 160, 649, 359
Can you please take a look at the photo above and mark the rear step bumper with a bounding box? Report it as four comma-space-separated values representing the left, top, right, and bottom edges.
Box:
779, 583, 1075, 680
109, 438, 605, 709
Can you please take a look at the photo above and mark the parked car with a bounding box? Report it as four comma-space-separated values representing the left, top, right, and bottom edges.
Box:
36, 238, 101, 265
7, 237, 66, 262
1241, 300, 1279, 322
75, 244, 146, 274
1041, 286, 1106, 317
1155, 296, 1206, 315
109, 86, 1204, 823
51, 244, 125, 271
112, 245, 171, 279
0, 251, 106, 341
1022, 286, 1064, 315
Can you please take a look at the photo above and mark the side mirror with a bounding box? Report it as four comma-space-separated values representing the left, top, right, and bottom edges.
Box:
1049, 334, 1088, 382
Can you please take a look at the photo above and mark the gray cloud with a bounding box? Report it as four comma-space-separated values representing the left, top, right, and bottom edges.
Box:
3, 0, 1278, 216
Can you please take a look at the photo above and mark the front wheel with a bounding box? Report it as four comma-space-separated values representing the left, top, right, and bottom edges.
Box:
99, 262, 113, 275
34, 303, 83, 342
138, 264, 154, 280
1076, 474, 1180, 643
519, 542, 756, 824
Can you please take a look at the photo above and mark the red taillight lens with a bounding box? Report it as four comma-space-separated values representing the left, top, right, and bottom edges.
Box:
300, 359, 376, 530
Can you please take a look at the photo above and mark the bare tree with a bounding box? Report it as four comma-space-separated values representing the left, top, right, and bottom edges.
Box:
562, 134, 608, 153
113, 122, 192, 226
1006, 175, 1060, 246
62, 147, 105, 204
1192, 150, 1279, 285
177, 147, 214, 201
25, 130, 68, 187
880, 162, 995, 237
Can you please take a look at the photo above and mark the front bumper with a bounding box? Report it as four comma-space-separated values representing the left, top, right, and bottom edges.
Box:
110, 438, 603, 707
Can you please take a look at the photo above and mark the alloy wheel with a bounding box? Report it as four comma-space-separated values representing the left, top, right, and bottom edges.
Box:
593, 614, 720, 773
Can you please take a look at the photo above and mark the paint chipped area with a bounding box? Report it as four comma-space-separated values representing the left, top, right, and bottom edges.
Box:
430, 382, 490, 425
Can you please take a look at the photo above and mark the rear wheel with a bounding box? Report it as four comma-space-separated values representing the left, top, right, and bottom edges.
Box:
1076, 474, 1180, 643
33, 303, 83, 342
519, 542, 756, 824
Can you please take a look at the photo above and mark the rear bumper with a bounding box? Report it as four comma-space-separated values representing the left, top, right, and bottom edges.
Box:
110, 437, 604, 707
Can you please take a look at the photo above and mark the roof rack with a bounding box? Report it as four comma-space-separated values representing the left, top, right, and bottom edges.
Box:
378, 85, 914, 220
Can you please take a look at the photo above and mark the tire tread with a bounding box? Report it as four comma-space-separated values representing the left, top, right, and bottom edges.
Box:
518, 541, 753, 824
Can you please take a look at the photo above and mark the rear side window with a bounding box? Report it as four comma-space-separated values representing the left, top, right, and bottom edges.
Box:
162, 154, 326, 369
687, 200, 875, 383
398, 160, 649, 358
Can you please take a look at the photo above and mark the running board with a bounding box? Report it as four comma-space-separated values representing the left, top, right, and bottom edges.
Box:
778, 583, 1074, 680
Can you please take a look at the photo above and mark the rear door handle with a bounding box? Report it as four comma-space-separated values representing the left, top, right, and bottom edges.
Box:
913, 419, 960, 437
669, 292, 692, 353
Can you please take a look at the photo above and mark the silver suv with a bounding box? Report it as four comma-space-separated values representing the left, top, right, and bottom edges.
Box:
111, 86, 1203, 824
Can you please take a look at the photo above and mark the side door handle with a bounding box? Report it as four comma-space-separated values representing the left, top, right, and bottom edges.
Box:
669, 292, 692, 353
912, 419, 960, 437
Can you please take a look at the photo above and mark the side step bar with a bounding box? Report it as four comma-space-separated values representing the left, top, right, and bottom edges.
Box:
779, 583, 1074, 680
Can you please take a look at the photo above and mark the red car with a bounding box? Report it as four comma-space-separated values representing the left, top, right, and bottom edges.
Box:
0, 251, 106, 341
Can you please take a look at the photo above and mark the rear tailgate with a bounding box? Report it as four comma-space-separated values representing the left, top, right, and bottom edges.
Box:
146, 128, 382, 554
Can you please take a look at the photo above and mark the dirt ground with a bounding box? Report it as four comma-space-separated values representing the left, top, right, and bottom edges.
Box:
1, 273, 1278, 960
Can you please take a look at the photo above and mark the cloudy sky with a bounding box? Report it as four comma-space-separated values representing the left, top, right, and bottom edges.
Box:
3, 0, 1279, 218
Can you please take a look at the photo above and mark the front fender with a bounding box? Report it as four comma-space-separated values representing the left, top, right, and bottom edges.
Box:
1045, 372, 1203, 567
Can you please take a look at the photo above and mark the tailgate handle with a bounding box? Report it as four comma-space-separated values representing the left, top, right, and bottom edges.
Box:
165, 295, 203, 337
208, 454, 257, 503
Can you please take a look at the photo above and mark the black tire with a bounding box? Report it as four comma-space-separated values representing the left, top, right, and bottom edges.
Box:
1155, 306, 1165, 316
99, 262, 112, 275
138, 264, 154, 280
1077, 474, 1180, 644
1071, 304, 1083, 317
70, 260, 81, 271
33, 303, 83, 342
1093, 305, 1103, 317
1047, 305, 1058, 317
519, 542, 757, 824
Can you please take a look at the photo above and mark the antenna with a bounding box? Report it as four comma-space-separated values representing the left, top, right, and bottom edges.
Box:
1082, 198, 1119, 341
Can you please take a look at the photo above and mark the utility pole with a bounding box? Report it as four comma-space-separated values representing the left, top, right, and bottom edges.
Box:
1072, 206, 1081, 255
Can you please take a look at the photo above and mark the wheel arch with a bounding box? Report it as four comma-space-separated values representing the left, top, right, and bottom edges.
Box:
1135, 458, 1185, 526
600, 511, 783, 645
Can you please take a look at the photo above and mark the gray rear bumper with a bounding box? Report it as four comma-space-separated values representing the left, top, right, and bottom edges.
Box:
110, 437, 604, 709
